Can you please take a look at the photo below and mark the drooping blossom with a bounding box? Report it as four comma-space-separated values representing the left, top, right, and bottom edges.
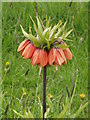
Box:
31, 49, 48, 67
61, 41, 73, 60
17, 39, 36, 59
17, 16, 73, 67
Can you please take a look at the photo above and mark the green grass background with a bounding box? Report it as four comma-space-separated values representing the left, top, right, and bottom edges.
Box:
2, 2, 88, 118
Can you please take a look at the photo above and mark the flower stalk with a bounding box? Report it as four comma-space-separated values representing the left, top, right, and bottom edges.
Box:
43, 66, 46, 119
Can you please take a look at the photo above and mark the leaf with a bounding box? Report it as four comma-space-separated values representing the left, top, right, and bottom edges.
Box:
43, 27, 51, 36
24, 110, 34, 118
42, 27, 51, 44
62, 38, 73, 41
61, 29, 73, 39
49, 21, 62, 39
30, 16, 43, 41
47, 41, 50, 50
29, 34, 41, 47
56, 44, 69, 50
13, 110, 23, 118
47, 97, 53, 112
58, 99, 69, 118
20, 25, 30, 39
38, 16, 45, 29
20, 24, 41, 47
29, 24, 32, 34
46, 16, 51, 28
45, 108, 50, 118
72, 102, 88, 118
38, 95, 43, 118
36, 16, 43, 34
30, 16, 38, 33
55, 21, 67, 38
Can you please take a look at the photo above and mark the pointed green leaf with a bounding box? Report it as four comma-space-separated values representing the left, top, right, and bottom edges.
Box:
72, 102, 88, 118
20, 25, 30, 38
45, 108, 50, 118
47, 41, 50, 50
30, 16, 43, 41
29, 34, 41, 47
62, 38, 73, 41
46, 16, 51, 28
50, 21, 62, 39
56, 44, 69, 50
39, 16, 45, 29
27, 109, 34, 118
55, 21, 67, 39
38, 95, 43, 118
36, 16, 43, 33
47, 97, 53, 112
13, 110, 24, 118
29, 24, 32, 34
58, 98, 69, 118
61, 29, 73, 39
30, 16, 38, 33
43, 27, 51, 36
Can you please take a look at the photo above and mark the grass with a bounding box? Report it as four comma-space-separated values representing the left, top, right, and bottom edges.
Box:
1, 2, 88, 118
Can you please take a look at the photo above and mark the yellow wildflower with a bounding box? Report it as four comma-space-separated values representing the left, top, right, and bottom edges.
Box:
48, 94, 53, 99
80, 93, 85, 100
5, 62, 9, 68
23, 92, 26, 96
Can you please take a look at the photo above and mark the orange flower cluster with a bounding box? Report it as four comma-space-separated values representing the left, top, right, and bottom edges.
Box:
17, 39, 73, 67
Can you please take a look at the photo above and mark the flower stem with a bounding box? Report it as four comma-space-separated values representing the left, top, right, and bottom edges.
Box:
43, 66, 46, 119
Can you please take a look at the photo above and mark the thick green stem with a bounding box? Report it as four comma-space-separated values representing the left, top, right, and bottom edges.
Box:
43, 66, 46, 119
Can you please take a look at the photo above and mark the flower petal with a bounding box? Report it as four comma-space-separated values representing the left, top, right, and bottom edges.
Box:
58, 48, 67, 63
22, 43, 36, 59
39, 50, 48, 67
55, 50, 64, 65
63, 48, 73, 60
20, 48, 25, 57
31, 49, 40, 66
17, 39, 29, 52
61, 41, 73, 60
48, 48, 56, 65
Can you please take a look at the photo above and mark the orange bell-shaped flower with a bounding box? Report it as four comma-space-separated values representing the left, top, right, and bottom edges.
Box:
31, 49, 48, 67
61, 41, 73, 60
17, 39, 29, 52
48, 48, 65, 66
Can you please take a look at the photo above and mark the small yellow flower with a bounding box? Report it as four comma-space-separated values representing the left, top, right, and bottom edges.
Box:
5, 62, 9, 68
23, 92, 26, 96
48, 94, 53, 99
80, 93, 85, 100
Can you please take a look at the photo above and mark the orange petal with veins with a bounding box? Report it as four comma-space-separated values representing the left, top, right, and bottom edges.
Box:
63, 48, 73, 60
20, 48, 25, 57
31, 49, 40, 66
58, 48, 67, 63
39, 50, 48, 67
55, 50, 64, 65
17, 39, 29, 52
61, 41, 73, 60
22, 43, 36, 59
48, 48, 56, 65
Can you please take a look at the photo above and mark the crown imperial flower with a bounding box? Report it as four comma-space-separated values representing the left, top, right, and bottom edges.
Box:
17, 16, 73, 67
